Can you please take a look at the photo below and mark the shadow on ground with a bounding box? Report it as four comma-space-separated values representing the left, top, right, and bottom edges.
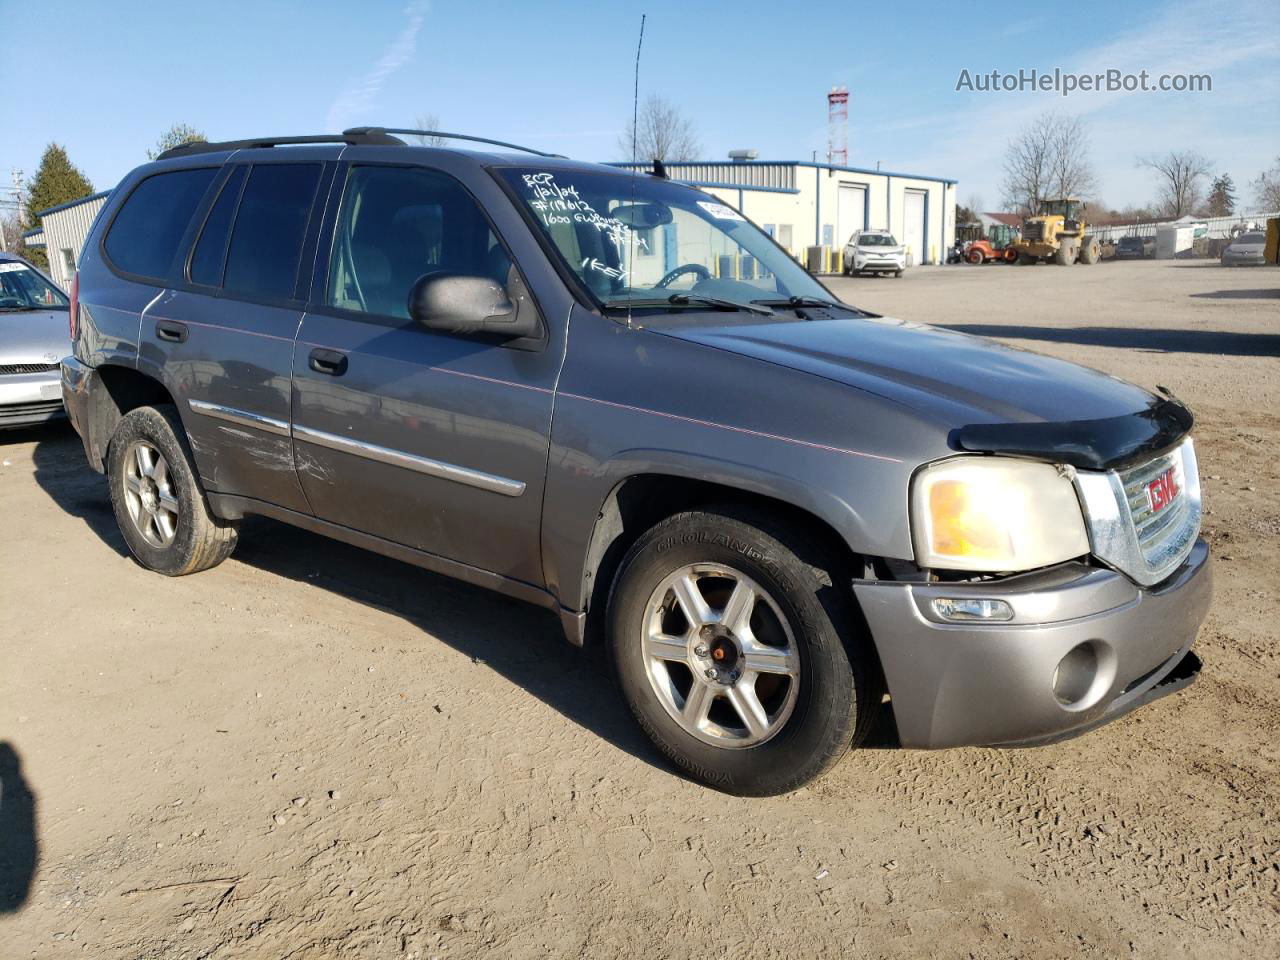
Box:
26, 426, 669, 777
1188, 288, 1280, 301
0, 742, 37, 913
938, 324, 1280, 356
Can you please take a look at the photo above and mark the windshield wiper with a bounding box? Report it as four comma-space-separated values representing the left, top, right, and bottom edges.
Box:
604, 294, 774, 316
752, 295, 849, 310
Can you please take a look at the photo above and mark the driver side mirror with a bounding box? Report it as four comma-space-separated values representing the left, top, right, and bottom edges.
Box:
407, 273, 539, 339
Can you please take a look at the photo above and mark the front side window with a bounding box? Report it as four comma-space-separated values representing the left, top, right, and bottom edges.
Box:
327, 165, 508, 320
497, 167, 829, 311
223, 164, 322, 301
104, 167, 218, 279
0, 260, 68, 310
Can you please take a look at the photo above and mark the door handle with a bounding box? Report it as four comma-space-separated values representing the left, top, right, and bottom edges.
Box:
155, 319, 188, 343
308, 348, 348, 376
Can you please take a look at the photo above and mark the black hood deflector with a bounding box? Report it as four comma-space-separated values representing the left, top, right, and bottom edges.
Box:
952, 394, 1194, 472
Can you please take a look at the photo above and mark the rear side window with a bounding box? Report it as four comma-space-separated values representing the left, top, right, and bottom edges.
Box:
103, 168, 218, 280
222, 164, 322, 301
189, 166, 247, 287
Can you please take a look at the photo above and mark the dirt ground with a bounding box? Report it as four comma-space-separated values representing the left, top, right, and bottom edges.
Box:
1, 259, 1277, 959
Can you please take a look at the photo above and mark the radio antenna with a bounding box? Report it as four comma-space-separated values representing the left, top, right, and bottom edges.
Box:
627, 13, 646, 329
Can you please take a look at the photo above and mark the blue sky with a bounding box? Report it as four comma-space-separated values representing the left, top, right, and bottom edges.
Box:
3, 0, 1277, 212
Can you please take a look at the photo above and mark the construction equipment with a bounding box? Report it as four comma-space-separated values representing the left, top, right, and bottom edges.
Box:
1011, 197, 1100, 265
965, 223, 1020, 264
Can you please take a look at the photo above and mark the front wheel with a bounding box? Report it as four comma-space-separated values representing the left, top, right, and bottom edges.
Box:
107, 404, 238, 576
608, 508, 878, 795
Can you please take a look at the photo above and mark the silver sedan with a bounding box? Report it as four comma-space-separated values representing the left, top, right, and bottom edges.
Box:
0, 253, 70, 429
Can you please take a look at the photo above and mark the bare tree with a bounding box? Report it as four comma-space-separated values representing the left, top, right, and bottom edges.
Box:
999, 111, 1096, 215
410, 114, 448, 148
619, 95, 700, 163
966, 193, 985, 216
147, 123, 207, 160
1139, 150, 1213, 218
1252, 156, 1280, 212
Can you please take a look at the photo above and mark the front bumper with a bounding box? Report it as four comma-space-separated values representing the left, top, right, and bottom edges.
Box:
1221, 253, 1265, 266
854, 540, 1212, 748
854, 257, 904, 271
0, 368, 65, 428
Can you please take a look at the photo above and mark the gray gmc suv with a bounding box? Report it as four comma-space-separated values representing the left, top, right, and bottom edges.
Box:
61, 129, 1211, 795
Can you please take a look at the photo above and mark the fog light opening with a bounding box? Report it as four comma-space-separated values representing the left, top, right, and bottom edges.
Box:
1053, 642, 1100, 707
931, 597, 1014, 623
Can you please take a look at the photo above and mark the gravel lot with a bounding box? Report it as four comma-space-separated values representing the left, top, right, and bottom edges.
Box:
2, 259, 1277, 958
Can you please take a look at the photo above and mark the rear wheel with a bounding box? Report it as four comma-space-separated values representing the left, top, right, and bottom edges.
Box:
608, 508, 878, 795
107, 404, 238, 576
1079, 237, 1101, 264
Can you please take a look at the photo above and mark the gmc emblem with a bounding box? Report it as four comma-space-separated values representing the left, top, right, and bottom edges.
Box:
1146, 467, 1180, 513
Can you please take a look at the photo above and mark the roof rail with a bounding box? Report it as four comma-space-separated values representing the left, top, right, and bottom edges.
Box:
343, 127, 564, 159
155, 130, 406, 161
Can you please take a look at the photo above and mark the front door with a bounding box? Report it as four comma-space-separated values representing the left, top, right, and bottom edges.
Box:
290, 163, 559, 587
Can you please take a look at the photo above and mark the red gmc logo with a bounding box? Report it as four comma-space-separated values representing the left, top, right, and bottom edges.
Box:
1146, 467, 1180, 513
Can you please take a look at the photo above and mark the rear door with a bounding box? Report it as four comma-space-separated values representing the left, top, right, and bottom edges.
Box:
290, 160, 560, 586
140, 155, 333, 512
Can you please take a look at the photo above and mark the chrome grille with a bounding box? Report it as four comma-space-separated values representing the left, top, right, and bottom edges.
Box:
1120, 451, 1191, 565
0, 363, 57, 376
1074, 439, 1201, 587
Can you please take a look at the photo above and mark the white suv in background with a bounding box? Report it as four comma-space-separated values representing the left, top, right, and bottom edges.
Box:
842, 231, 905, 278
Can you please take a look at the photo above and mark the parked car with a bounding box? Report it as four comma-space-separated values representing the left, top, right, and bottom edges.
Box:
0, 252, 69, 429
1114, 235, 1153, 260
1220, 231, 1267, 266
62, 129, 1211, 795
842, 231, 905, 277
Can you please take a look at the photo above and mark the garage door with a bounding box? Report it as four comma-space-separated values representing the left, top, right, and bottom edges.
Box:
903, 190, 926, 265
838, 185, 866, 245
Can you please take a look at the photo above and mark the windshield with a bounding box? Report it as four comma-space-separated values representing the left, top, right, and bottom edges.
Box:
857, 234, 897, 246
0, 261, 68, 310
497, 167, 830, 310
1236, 233, 1264, 244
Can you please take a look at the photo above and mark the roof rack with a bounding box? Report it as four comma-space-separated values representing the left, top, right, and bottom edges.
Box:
343, 127, 564, 159
156, 130, 406, 161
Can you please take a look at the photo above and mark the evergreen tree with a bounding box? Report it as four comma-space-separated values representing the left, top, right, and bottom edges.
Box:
1205, 174, 1236, 216
22, 143, 94, 232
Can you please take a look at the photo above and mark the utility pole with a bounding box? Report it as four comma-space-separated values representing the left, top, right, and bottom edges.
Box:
0, 169, 24, 252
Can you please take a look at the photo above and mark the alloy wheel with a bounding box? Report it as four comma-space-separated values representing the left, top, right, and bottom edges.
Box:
642, 563, 800, 748
122, 440, 180, 548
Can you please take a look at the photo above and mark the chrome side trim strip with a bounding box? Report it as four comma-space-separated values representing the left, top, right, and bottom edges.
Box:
292, 424, 526, 498
187, 399, 290, 438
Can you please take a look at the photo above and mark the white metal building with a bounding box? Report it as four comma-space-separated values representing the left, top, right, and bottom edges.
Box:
613, 159, 958, 268
20, 190, 111, 290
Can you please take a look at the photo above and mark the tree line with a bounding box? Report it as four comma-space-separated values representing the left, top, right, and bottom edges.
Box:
1000, 109, 1279, 223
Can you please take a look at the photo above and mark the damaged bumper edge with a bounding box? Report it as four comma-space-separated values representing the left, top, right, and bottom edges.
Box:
853, 540, 1212, 749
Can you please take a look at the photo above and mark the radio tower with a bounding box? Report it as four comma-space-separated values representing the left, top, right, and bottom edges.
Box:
827, 86, 849, 166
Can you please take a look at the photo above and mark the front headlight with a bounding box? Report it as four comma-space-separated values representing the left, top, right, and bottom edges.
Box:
911, 457, 1089, 572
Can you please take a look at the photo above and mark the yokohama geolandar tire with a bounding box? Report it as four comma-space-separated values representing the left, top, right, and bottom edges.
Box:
608, 507, 879, 796
107, 404, 238, 576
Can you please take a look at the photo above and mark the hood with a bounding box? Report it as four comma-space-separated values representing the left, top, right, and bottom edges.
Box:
656, 313, 1187, 469
0, 308, 70, 364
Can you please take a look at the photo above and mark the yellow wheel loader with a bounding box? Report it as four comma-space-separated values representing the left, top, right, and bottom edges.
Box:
1012, 197, 1101, 265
